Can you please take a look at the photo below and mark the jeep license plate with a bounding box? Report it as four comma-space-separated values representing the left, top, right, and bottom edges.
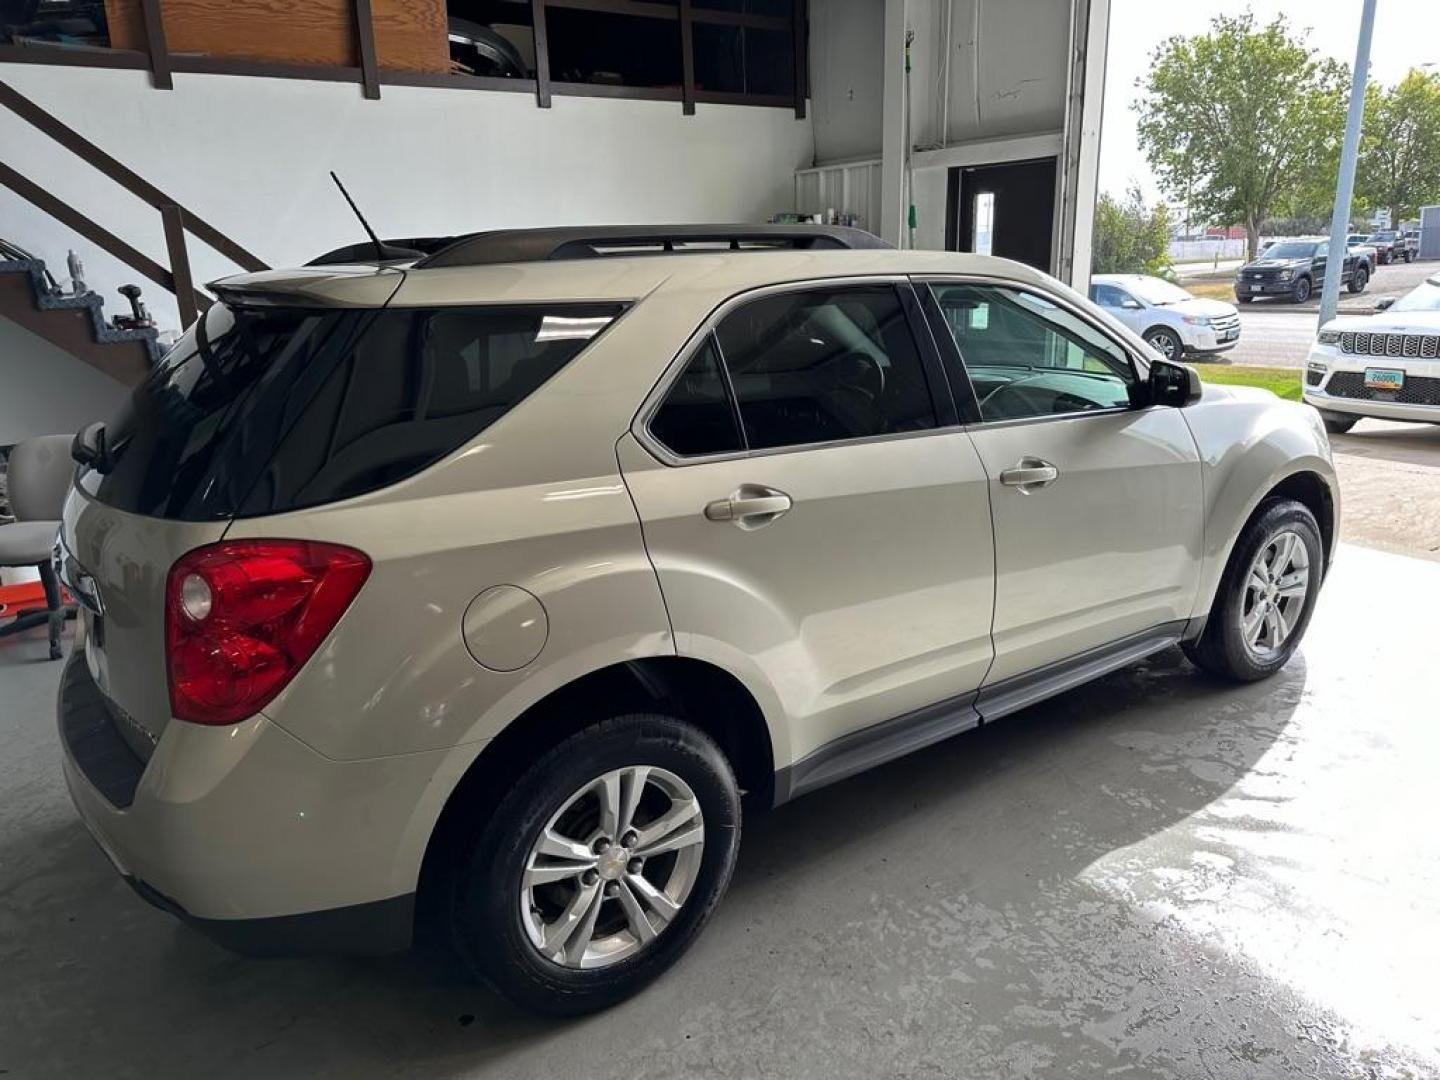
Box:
1364, 368, 1405, 391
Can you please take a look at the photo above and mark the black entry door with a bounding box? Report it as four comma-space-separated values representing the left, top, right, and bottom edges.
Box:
947, 157, 1057, 272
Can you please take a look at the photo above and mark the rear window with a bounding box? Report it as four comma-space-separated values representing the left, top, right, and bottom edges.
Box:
80, 300, 624, 520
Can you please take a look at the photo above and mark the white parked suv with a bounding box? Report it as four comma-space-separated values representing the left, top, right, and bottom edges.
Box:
55, 226, 1337, 1015
1089, 274, 1242, 360
1304, 271, 1440, 432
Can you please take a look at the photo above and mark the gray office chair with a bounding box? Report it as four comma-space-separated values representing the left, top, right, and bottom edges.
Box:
0, 434, 73, 659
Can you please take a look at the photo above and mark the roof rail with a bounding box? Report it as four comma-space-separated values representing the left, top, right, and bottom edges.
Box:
413, 224, 890, 269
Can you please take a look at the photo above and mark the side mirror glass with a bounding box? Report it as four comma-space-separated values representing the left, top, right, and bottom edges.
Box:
1375, 296, 1396, 312
1149, 358, 1203, 408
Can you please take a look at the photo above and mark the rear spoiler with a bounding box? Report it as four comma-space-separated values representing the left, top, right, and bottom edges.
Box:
206, 266, 405, 309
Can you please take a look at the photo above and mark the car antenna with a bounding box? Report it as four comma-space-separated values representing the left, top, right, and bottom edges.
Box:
329, 171, 387, 262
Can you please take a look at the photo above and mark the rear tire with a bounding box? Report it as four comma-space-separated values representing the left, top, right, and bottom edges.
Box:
447, 713, 741, 1015
1183, 499, 1323, 682
1348, 265, 1369, 294
1321, 413, 1358, 434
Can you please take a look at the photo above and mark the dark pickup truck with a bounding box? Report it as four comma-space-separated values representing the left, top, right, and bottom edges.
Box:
1365, 230, 1417, 264
1234, 239, 1368, 304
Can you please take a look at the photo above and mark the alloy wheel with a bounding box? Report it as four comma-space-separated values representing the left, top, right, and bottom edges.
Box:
1146, 330, 1177, 359
519, 766, 705, 969
1239, 530, 1310, 658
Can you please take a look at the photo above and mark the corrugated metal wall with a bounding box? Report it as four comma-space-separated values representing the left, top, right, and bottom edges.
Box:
793, 160, 884, 235
1420, 206, 1440, 260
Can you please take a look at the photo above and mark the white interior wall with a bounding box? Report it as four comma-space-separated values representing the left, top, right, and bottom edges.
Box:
809, 0, 1068, 166
0, 65, 815, 332
0, 317, 129, 444
808, 0, 885, 165
808, 0, 1084, 258
908, 0, 1068, 151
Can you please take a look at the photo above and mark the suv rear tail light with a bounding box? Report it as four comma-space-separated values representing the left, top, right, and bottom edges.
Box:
165, 540, 371, 725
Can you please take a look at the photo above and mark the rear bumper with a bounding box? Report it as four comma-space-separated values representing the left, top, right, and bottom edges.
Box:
57, 651, 457, 954
124, 876, 414, 956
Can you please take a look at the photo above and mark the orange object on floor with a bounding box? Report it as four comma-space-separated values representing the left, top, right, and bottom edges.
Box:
0, 580, 70, 618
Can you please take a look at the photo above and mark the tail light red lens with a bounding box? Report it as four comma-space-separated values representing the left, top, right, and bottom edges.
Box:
165, 540, 371, 725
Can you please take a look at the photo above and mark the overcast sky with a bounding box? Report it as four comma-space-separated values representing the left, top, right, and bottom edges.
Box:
1100, 0, 1440, 205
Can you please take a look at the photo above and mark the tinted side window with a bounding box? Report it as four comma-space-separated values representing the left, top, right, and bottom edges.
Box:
1091, 284, 1124, 306
714, 285, 938, 451
649, 335, 743, 457
82, 302, 624, 520
241, 306, 624, 515
928, 283, 1136, 422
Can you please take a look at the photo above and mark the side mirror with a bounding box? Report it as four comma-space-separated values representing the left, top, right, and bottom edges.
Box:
71, 421, 107, 468
1375, 296, 1396, 312
1150, 358, 1203, 408
1121, 298, 1143, 310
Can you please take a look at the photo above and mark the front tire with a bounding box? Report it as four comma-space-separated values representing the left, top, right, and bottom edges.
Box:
447, 714, 741, 1015
1183, 499, 1323, 682
1144, 325, 1184, 361
1348, 265, 1369, 294
1322, 413, 1358, 434
1291, 276, 1313, 303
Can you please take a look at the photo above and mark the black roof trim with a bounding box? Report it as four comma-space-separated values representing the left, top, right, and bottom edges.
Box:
306, 236, 457, 267
411, 224, 891, 269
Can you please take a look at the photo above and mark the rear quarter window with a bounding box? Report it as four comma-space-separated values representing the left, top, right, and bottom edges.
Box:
81, 301, 625, 520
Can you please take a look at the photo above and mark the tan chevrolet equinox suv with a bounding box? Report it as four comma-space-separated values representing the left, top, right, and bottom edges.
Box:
56, 225, 1338, 1014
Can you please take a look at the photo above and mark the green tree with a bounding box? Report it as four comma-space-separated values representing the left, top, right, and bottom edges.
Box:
1357, 70, 1440, 227
1092, 186, 1173, 275
1134, 13, 1348, 259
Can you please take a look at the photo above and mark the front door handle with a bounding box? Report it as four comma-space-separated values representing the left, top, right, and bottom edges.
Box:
999, 457, 1059, 492
705, 485, 792, 528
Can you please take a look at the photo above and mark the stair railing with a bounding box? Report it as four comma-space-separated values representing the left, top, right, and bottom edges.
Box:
0, 79, 269, 329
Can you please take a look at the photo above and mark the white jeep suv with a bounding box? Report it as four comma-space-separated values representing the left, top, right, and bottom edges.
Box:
55, 225, 1337, 1015
1304, 271, 1440, 432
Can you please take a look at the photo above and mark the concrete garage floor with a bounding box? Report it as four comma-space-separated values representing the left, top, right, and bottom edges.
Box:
1331, 421, 1440, 561
4, 522, 1439, 1076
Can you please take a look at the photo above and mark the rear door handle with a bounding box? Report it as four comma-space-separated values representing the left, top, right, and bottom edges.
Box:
705, 485, 792, 528
999, 458, 1058, 492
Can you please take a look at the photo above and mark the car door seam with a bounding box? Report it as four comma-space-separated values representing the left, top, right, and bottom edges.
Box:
962, 425, 1001, 694
613, 432, 679, 657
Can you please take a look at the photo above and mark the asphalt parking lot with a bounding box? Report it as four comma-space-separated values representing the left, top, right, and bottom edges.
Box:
1242, 256, 1434, 314
1203, 259, 1436, 369
3, 423, 1439, 1079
